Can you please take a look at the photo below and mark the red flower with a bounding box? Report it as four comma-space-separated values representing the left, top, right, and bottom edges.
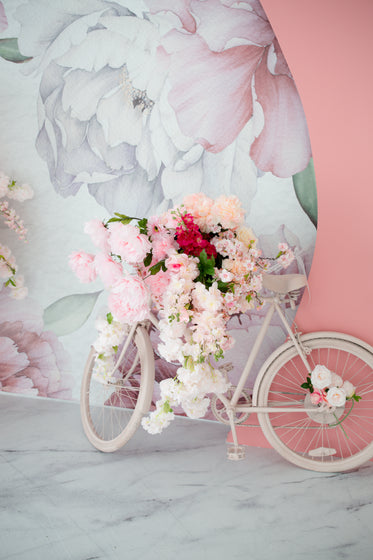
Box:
175, 213, 217, 258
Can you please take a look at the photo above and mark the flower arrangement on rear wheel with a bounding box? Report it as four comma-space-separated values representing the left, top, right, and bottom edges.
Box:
70, 193, 295, 434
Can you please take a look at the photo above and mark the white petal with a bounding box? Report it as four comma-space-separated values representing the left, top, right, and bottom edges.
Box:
161, 160, 203, 202
62, 67, 121, 121
96, 87, 143, 147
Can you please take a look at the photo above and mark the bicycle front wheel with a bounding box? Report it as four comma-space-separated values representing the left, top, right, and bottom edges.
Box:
257, 333, 373, 472
80, 325, 155, 452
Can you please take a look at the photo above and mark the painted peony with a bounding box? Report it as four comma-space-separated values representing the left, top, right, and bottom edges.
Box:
0, 288, 73, 398
15, 0, 311, 215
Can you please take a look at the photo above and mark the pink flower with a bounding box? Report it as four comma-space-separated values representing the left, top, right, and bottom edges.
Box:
109, 222, 151, 263
152, 231, 177, 262
94, 253, 123, 289
0, 288, 73, 398
310, 389, 325, 406
165, 253, 199, 278
108, 276, 150, 323
144, 269, 171, 301
278, 243, 295, 268
182, 192, 214, 231
69, 251, 97, 283
212, 195, 245, 229
84, 219, 110, 253
147, 215, 164, 237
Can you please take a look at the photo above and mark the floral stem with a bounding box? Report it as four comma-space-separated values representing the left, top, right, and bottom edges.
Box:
330, 400, 355, 438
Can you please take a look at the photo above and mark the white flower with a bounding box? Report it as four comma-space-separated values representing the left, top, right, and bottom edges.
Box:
216, 268, 233, 283
158, 339, 183, 363
182, 397, 210, 419
159, 378, 182, 407
342, 380, 356, 398
326, 387, 346, 408
141, 402, 175, 434
330, 372, 343, 388
92, 354, 115, 382
93, 319, 126, 354
311, 365, 332, 390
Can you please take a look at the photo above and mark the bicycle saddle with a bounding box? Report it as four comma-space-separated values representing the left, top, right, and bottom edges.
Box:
262, 273, 308, 294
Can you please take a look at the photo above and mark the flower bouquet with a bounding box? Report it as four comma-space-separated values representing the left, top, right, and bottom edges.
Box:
70, 193, 294, 433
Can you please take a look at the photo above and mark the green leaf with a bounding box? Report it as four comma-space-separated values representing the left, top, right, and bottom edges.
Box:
143, 251, 152, 267
162, 401, 173, 414
149, 260, 166, 275
292, 158, 318, 228
0, 38, 32, 63
137, 218, 148, 235
198, 249, 215, 277
43, 291, 102, 336
106, 312, 113, 324
301, 382, 309, 389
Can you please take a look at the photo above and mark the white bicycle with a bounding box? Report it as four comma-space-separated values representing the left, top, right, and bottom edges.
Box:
80, 273, 373, 472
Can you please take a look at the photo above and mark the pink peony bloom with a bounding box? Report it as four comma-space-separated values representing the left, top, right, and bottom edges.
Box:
109, 222, 151, 264
152, 231, 177, 262
182, 192, 214, 230
212, 195, 245, 229
0, 288, 73, 398
84, 219, 110, 253
69, 251, 97, 283
108, 276, 150, 323
94, 253, 123, 289
310, 389, 325, 406
145, 269, 171, 301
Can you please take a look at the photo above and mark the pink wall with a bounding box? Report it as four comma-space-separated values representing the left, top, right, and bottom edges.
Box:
234, 0, 373, 447
261, 0, 373, 342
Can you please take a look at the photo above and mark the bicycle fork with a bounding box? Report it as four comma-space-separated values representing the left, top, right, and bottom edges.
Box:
225, 297, 312, 461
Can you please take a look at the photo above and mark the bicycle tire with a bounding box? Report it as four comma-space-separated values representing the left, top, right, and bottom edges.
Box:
80, 325, 155, 452
257, 332, 373, 472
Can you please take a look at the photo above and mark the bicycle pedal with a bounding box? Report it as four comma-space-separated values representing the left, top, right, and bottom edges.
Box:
227, 445, 245, 461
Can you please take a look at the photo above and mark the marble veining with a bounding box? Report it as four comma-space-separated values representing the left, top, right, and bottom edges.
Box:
0, 393, 373, 560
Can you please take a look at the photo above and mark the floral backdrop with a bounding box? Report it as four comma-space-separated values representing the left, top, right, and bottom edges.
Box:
0, 0, 317, 407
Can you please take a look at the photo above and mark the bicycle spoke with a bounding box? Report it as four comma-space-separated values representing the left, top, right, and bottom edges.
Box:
258, 335, 373, 471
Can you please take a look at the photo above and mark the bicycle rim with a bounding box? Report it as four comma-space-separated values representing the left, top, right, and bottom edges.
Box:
258, 334, 373, 472
80, 326, 154, 452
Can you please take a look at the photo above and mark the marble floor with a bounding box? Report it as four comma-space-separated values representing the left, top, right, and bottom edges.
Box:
0, 393, 373, 560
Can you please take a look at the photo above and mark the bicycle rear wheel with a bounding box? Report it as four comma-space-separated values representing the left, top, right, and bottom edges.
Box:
257, 333, 373, 472
80, 325, 155, 452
